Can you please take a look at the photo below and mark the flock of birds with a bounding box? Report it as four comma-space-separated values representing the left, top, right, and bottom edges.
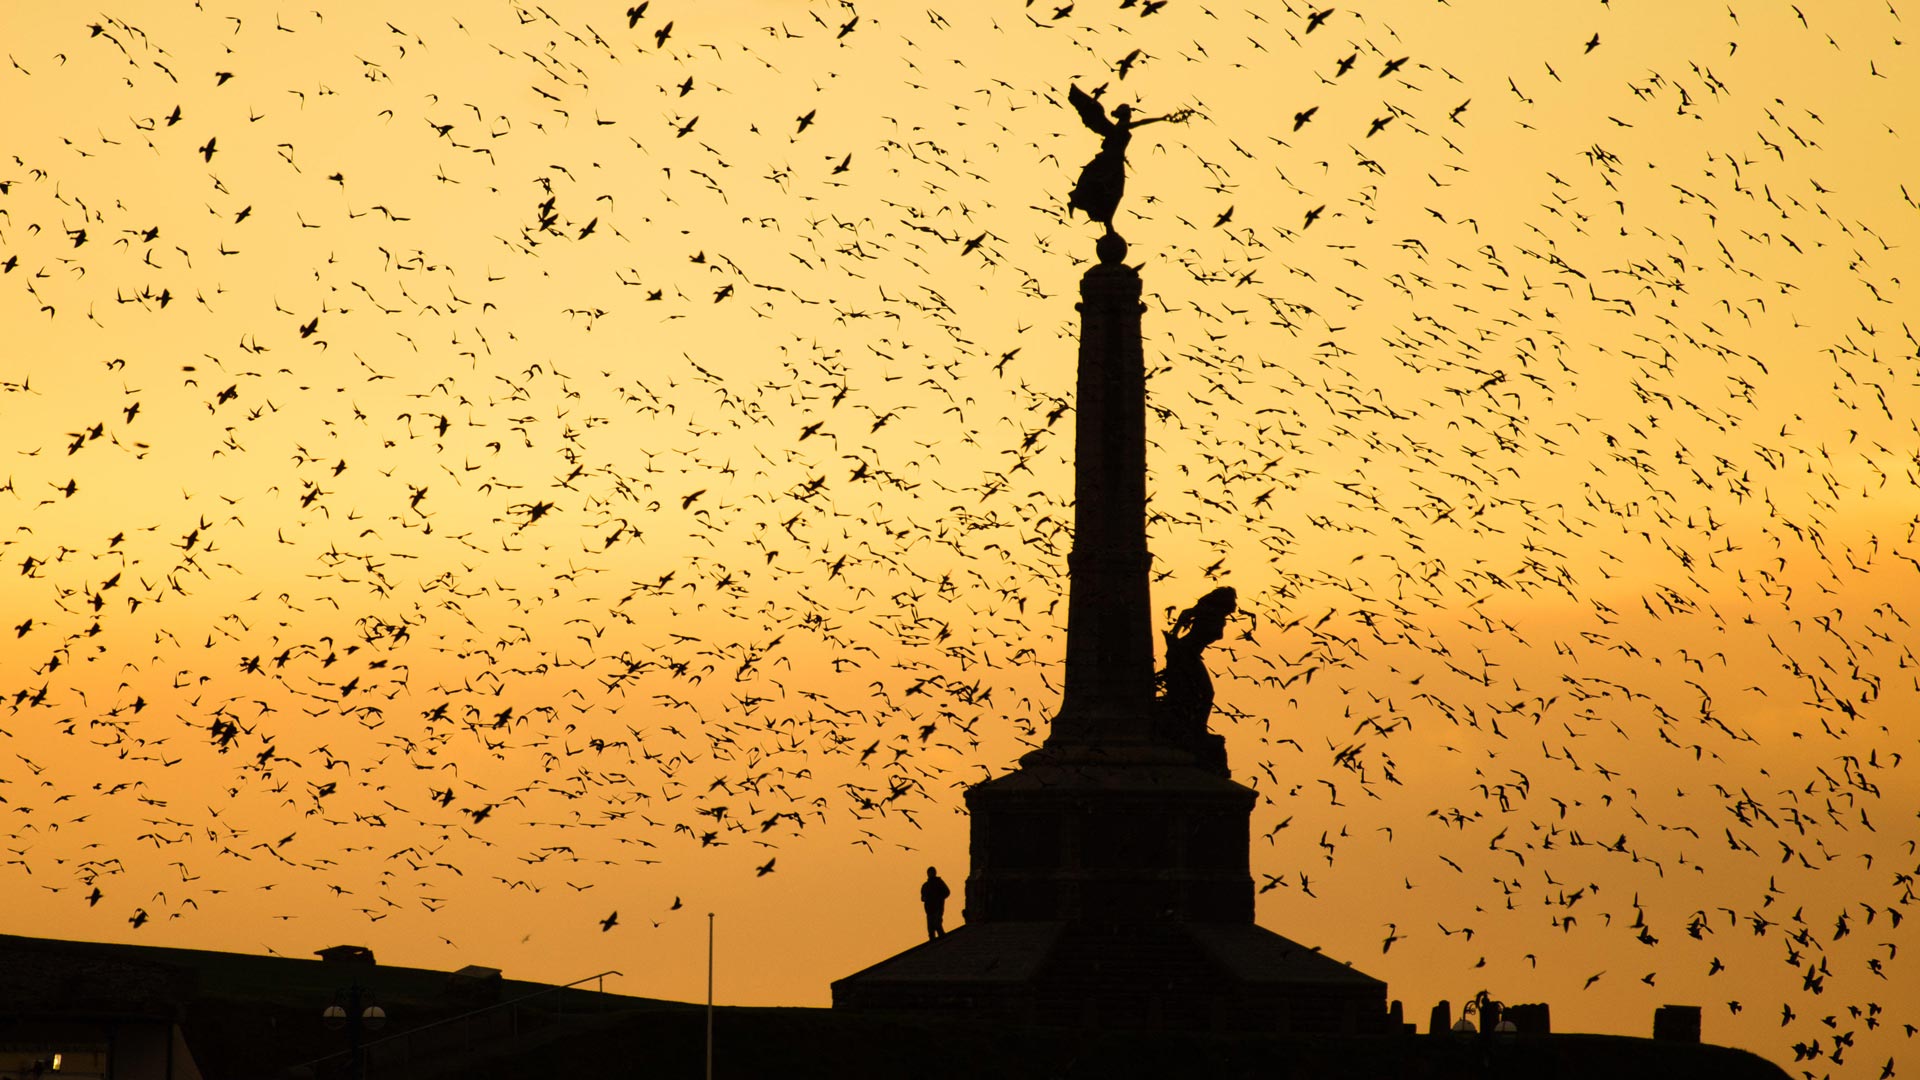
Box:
2, 2, 1916, 1075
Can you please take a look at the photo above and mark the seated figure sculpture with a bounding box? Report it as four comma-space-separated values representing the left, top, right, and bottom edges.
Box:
1156, 586, 1237, 771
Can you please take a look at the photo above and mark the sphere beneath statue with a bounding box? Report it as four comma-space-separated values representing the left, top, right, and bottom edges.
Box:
1096, 231, 1128, 265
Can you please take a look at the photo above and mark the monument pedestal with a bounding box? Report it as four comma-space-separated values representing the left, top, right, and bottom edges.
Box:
832, 919, 1389, 1035
965, 755, 1252, 924
834, 746, 1389, 1034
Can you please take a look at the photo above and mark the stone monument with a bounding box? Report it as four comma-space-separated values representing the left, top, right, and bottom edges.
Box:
832, 89, 1389, 1034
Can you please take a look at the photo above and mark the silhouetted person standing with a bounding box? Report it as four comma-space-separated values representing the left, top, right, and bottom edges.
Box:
920, 867, 951, 939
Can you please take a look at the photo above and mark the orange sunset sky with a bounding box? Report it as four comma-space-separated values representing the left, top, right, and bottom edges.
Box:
3, 1, 1918, 1074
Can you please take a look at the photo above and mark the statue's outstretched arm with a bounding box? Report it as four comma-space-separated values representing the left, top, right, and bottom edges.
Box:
1127, 107, 1196, 129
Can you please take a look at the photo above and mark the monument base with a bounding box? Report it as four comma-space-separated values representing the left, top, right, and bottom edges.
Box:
831, 919, 1391, 1035
963, 755, 1256, 924
834, 751, 1391, 1037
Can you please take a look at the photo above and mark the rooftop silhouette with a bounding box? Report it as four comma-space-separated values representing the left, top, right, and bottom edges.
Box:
0, 932, 1792, 1080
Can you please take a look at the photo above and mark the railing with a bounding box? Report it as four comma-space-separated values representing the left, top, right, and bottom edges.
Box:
280, 969, 622, 1078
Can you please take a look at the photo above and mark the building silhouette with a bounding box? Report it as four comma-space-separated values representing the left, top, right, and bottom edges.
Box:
0, 930, 1794, 1079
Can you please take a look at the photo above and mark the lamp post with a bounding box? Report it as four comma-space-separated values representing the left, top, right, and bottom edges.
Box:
705, 912, 714, 1080
1452, 991, 1516, 1077
321, 984, 387, 1080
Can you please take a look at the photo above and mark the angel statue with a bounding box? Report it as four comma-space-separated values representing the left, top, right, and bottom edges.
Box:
1066, 83, 1194, 234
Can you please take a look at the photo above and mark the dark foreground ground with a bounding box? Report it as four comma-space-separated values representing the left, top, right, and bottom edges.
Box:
392, 1003, 1792, 1080
0, 933, 1789, 1080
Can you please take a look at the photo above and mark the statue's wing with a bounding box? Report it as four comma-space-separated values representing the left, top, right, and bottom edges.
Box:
1068, 83, 1114, 135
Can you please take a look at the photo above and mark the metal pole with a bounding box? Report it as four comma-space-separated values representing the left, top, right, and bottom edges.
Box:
705, 912, 715, 1080
348, 983, 364, 1080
